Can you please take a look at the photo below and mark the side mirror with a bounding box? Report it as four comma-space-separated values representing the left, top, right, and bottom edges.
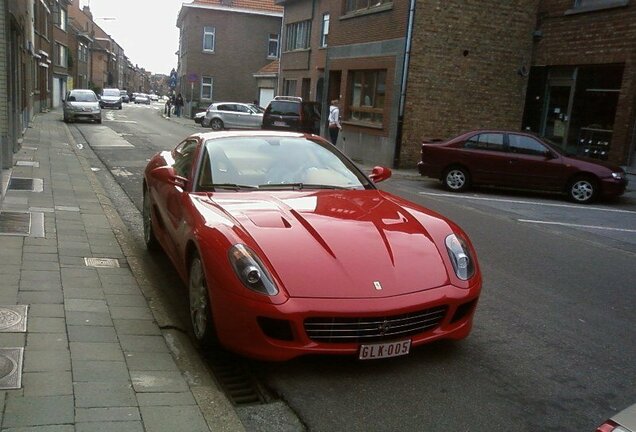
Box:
545, 150, 557, 160
150, 166, 189, 189
369, 166, 392, 183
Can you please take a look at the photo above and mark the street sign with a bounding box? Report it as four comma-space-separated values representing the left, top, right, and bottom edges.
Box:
187, 73, 198, 83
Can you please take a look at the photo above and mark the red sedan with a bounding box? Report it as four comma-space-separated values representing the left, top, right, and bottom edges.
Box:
143, 131, 481, 361
417, 130, 628, 203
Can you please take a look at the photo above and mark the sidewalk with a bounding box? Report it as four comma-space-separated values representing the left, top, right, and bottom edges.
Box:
0, 111, 243, 431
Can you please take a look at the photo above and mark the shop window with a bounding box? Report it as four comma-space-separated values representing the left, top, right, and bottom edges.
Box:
348, 70, 386, 126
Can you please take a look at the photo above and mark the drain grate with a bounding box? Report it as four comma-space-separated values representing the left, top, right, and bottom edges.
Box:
16, 161, 40, 168
0, 348, 24, 390
0, 306, 28, 333
206, 351, 268, 406
8, 178, 34, 191
84, 257, 120, 268
0, 212, 31, 236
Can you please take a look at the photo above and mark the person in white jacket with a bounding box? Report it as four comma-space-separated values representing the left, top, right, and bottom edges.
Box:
328, 99, 342, 145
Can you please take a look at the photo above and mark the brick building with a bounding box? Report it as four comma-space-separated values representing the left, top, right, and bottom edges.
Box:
522, 0, 636, 166
176, 0, 283, 113
50, 0, 71, 109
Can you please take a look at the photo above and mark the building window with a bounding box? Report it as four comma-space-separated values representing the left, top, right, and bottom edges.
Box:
201, 76, 213, 100
78, 42, 88, 62
56, 43, 67, 67
283, 79, 297, 96
58, 6, 67, 31
344, 0, 392, 14
348, 70, 386, 125
203, 26, 215, 52
320, 13, 329, 48
268, 34, 280, 58
285, 20, 311, 52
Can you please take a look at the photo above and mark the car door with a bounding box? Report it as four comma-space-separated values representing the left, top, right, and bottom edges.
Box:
219, 104, 239, 128
457, 133, 510, 185
233, 104, 253, 128
504, 134, 565, 190
153, 138, 200, 261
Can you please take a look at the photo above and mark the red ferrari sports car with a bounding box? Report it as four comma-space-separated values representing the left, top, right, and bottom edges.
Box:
143, 131, 481, 361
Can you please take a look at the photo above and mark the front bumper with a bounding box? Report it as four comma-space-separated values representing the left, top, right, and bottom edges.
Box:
212, 282, 481, 361
600, 177, 628, 198
100, 100, 122, 109
67, 111, 101, 121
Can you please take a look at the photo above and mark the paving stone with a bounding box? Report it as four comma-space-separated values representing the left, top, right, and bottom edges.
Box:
64, 299, 108, 313
98, 273, 138, 286
102, 284, 140, 294
140, 405, 210, 432
67, 325, 118, 343
23, 349, 71, 372
72, 360, 131, 382
110, 306, 154, 320
136, 391, 197, 407
18, 291, 63, 304
28, 304, 64, 318
69, 342, 125, 362
0, 334, 26, 346
20, 261, 60, 272
27, 317, 66, 333
21, 371, 73, 396
19, 271, 60, 282
75, 407, 141, 423
26, 333, 68, 351
23, 246, 58, 255
124, 352, 179, 372
130, 371, 189, 393
21, 253, 60, 263
66, 311, 112, 326
62, 287, 105, 300
19, 279, 63, 291
105, 294, 149, 307
2, 395, 74, 428
3, 426, 75, 432
114, 319, 162, 336
75, 421, 145, 432
118, 335, 169, 353
74, 382, 136, 408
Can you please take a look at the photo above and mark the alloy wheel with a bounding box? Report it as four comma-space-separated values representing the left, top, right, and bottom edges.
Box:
445, 169, 468, 191
570, 179, 595, 203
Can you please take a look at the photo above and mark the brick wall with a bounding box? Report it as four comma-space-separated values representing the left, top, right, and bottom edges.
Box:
180, 8, 282, 104
329, 0, 407, 47
534, 0, 636, 164
399, 0, 539, 167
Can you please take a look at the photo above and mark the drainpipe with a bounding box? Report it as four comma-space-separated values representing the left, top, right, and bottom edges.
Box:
394, 0, 416, 167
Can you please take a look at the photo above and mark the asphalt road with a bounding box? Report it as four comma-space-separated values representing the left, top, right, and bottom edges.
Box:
69, 104, 636, 432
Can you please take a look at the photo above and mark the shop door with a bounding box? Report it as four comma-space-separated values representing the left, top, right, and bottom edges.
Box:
542, 84, 573, 146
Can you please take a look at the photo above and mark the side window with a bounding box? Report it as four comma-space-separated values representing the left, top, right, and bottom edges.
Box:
217, 104, 233, 112
509, 134, 549, 156
172, 140, 199, 179
235, 104, 250, 113
463, 134, 504, 151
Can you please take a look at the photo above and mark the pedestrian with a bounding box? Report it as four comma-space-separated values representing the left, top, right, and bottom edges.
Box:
175, 93, 184, 117
165, 96, 172, 117
328, 99, 342, 145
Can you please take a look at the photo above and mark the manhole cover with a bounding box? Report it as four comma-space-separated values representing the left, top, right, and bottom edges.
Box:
0, 306, 28, 332
84, 257, 120, 268
0, 348, 23, 390
16, 161, 40, 167
0, 212, 31, 236
8, 178, 34, 191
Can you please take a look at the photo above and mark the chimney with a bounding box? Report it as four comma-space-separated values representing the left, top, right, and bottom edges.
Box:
82, 5, 93, 20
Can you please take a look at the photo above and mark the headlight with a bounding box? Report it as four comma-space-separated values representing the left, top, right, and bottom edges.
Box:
228, 244, 278, 296
445, 234, 475, 281
611, 172, 624, 180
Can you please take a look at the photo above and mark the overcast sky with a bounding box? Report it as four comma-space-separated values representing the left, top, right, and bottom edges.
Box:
80, 0, 185, 75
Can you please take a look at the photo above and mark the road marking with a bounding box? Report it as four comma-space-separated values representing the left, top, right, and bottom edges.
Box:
418, 191, 636, 214
110, 167, 134, 177
518, 219, 636, 233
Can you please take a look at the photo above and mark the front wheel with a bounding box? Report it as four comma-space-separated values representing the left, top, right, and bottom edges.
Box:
189, 254, 217, 348
568, 177, 597, 204
210, 118, 224, 131
443, 167, 470, 192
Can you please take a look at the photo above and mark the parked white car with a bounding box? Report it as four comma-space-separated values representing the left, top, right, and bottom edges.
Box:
202, 102, 264, 130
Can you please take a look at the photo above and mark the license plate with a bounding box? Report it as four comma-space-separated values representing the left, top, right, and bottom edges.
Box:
273, 121, 288, 127
359, 340, 411, 360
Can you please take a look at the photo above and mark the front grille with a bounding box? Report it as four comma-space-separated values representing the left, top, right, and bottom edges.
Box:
304, 306, 448, 344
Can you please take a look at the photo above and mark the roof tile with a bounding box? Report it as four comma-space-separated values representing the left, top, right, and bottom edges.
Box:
191, 0, 283, 13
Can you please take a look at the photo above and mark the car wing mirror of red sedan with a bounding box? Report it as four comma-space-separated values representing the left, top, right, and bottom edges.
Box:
150, 166, 189, 189
369, 166, 392, 183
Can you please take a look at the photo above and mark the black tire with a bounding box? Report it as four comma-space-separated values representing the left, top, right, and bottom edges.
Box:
96, 118, 102, 124
442, 166, 470, 192
142, 189, 160, 251
188, 253, 218, 348
210, 118, 224, 131
567, 176, 597, 204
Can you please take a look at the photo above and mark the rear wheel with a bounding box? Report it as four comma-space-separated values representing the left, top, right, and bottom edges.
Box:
210, 118, 224, 131
142, 189, 159, 251
189, 254, 217, 348
568, 176, 597, 204
443, 166, 470, 192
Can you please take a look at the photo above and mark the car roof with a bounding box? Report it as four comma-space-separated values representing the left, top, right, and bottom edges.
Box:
191, 130, 317, 141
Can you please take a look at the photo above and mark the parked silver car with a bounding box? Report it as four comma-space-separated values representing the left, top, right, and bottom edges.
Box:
63, 89, 101, 123
202, 102, 264, 130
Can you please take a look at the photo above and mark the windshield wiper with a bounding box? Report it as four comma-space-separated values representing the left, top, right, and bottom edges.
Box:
210, 183, 259, 191
258, 183, 348, 190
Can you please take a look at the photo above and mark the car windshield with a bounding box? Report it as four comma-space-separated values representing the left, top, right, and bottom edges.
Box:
69, 92, 97, 102
197, 136, 371, 191
103, 89, 120, 96
268, 102, 300, 116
